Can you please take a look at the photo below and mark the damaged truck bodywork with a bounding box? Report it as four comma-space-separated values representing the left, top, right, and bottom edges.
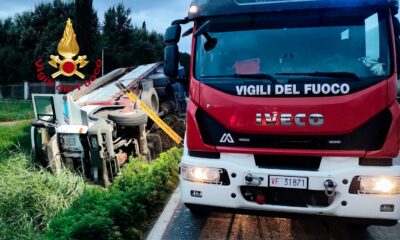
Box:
31, 62, 185, 185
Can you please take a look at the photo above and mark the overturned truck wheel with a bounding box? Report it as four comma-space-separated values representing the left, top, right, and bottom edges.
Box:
108, 109, 148, 127
141, 88, 159, 113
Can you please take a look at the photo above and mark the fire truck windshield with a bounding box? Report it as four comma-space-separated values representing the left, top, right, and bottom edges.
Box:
194, 9, 392, 84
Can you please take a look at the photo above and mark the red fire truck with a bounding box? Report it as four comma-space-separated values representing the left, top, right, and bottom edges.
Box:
164, 0, 400, 225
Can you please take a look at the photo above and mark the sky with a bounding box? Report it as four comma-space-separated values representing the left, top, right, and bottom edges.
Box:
0, 0, 193, 52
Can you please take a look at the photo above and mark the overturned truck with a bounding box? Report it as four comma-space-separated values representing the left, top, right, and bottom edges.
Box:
31, 62, 185, 185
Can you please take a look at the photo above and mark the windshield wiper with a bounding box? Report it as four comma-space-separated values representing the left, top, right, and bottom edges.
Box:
275, 71, 360, 81
202, 73, 279, 83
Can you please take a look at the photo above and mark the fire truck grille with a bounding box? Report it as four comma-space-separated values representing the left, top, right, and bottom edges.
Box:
196, 108, 392, 151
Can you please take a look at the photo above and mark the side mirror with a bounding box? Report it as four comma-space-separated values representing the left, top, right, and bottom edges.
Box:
164, 25, 182, 45
164, 23, 183, 78
164, 45, 179, 77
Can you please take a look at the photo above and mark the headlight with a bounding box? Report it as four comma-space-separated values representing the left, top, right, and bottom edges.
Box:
358, 176, 400, 194
180, 165, 224, 184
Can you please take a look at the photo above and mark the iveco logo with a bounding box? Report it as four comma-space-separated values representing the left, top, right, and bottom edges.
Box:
220, 133, 235, 143
256, 113, 324, 126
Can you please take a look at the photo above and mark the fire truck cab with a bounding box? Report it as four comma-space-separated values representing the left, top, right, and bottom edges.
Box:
165, 0, 400, 225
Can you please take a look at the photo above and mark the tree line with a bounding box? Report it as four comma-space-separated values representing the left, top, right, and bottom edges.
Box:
0, 0, 182, 85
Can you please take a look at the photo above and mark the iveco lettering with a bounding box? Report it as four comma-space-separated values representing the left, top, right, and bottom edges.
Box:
164, 0, 400, 226
256, 113, 324, 126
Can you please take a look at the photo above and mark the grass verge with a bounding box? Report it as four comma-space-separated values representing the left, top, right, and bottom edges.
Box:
0, 119, 183, 239
0, 152, 85, 239
0, 121, 32, 154
0, 100, 34, 122
45, 147, 182, 239
0, 123, 85, 239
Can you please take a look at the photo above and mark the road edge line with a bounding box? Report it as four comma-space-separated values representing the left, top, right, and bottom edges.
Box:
146, 185, 181, 240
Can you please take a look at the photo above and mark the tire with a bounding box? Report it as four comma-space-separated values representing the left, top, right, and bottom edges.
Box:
141, 88, 159, 113
108, 109, 148, 127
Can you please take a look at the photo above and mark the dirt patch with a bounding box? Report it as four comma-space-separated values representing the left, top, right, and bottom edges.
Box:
0, 119, 32, 126
159, 115, 186, 151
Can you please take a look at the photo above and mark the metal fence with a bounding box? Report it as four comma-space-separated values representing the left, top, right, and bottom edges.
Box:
0, 81, 80, 99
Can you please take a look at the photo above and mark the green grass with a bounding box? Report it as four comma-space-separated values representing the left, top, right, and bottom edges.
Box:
0, 123, 85, 239
0, 121, 32, 154
0, 153, 85, 239
0, 122, 183, 239
0, 100, 34, 122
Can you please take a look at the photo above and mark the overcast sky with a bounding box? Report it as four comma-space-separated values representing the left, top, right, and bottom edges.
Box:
0, 0, 193, 52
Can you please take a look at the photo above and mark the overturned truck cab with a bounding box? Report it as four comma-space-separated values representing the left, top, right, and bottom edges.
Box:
31, 63, 185, 185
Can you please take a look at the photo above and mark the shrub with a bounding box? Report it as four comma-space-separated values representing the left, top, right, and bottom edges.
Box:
45, 147, 182, 239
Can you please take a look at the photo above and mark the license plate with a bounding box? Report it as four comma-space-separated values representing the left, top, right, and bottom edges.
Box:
269, 175, 308, 189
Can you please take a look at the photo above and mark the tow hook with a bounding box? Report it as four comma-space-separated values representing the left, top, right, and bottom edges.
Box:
324, 179, 337, 197
245, 173, 263, 186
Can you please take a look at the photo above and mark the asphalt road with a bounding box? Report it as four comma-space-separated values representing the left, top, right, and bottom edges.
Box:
161, 157, 400, 240
162, 202, 400, 240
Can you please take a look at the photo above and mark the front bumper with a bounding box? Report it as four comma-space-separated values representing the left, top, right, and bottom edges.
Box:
180, 149, 400, 222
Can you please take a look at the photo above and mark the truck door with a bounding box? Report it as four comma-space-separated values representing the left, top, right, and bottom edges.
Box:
31, 94, 57, 166
32, 94, 57, 123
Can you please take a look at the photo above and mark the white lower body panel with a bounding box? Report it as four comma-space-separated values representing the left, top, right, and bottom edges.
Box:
180, 148, 400, 221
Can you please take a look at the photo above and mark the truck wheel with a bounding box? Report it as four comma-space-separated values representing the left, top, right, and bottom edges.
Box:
141, 88, 159, 113
147, 133, 162, 159
108, 109, 148, 127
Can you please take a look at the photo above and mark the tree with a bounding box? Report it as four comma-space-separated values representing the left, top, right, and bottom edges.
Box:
142, 21, 146, 31
74, 0, 100, 56
0, 1, 165, 85
74, 0, 100, 75
101, 3, 133, 72
101, 4, 164, 73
